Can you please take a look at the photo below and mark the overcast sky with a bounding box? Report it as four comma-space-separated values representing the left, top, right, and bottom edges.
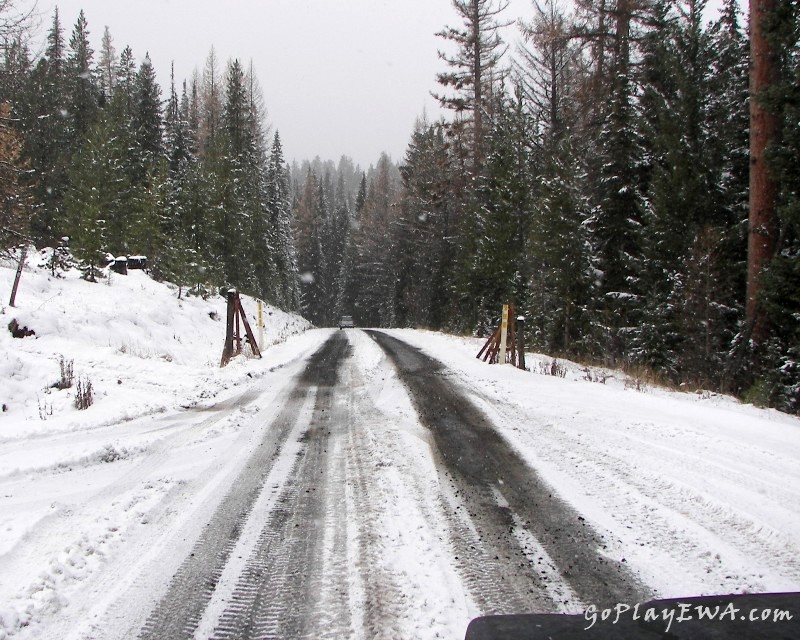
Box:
28, 0, 738, 169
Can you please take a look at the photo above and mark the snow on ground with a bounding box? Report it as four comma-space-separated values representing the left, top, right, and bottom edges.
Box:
384, 328, 800, 603
0, 250, 314, 638
1, 248, 799, 639
1, 249, 309, 445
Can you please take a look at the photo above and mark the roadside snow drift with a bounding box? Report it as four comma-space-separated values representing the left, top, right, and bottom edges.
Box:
0, 249, 309, 444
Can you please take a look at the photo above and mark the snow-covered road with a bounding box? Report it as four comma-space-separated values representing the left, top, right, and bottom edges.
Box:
1, 321, 799, 639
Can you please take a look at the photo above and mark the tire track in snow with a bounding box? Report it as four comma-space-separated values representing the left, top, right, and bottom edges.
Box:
206, 331, 362, 639
137, 337, 343, 640
467, 389, 800, 594
207, 330, 420, 639
368, 330, 650, 611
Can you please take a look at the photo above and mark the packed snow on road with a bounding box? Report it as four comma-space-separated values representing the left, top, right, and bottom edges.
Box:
0, 253, 798, 640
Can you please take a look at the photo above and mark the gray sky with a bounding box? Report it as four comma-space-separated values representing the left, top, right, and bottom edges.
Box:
30, 0, 737, 169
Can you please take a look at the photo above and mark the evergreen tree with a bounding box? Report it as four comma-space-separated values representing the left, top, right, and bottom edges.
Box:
470, 91, 532, 332
326, 172, 351, 319
199, 47, 222, 156
133, 54, 162, 170
266, 132, 300, 309
65, 10, 98, 142
579, 0, 647, 364
294, 170, 327, 324
64, 120, 113, 279
160, 66, 198, 296
113, 45, 137, 124
66, 112, 133, 258
526, 131, 592, 356
434, 0, 510, 169
517, 0, 589, 355
756, 1, 800, 412
398, 119, 457, 328
747, 0, 781, 345
24, 8, 69, 243
0, 36, 32, 111
352, 154, 400, 327
632, 0, 715, 378
98, 26, 116, 105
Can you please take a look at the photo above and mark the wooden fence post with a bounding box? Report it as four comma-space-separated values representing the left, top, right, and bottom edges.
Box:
498, 304, 509, 364
220, 290, 262, 368
220, 289, 236, 367
9, 246, 27, 307
257, 301, 264, 351
235, 293, 261, 360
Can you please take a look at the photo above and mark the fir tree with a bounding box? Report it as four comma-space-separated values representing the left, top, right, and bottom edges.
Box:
133, 54, 162, 170
98, 26, 116, 105
434, 0, 510, 170
756, 1, 800, 412
398, 119, 457, 329
24, 8, 69, 243
266, 132, 300, 309
66, 10, 98, 142
295, 170, 327, 324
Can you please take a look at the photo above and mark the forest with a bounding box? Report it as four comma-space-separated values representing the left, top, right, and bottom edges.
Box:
0, 0, 798, 414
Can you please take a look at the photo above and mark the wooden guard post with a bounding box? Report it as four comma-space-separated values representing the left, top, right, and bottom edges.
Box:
8, 246, 27, 307
476, 304, 526, 369
220, 290, 262, 367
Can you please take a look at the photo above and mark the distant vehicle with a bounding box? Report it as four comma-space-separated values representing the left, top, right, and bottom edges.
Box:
338, 315, 354, 329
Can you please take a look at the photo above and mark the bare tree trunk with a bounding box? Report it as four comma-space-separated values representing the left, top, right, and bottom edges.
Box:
747, 0, 779, 344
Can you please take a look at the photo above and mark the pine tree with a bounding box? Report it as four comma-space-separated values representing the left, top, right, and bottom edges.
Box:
66, 10, 98, 142
64, 121, 112, 279
755, 1, 800, 412
113, 45, 137, 124
133, 54, 162, 170
294, 170, 327, 324
398, 119, 457, 328
516, 0, 589, 354
199, 47, 222, 157
266, 132, 300, 309
160, 65, 198, 296
24, 8, 69, 243
578, 0, 647, 364
352, 154, 400, 327
98, 26, 116, 106
326, 172, 351, 319
469, 91, 532, 332
632, 0, 716, 378
66, 113, 133, 258
337, 172, 368, 320
0, 36, 32, 111
434, 0, 510, 171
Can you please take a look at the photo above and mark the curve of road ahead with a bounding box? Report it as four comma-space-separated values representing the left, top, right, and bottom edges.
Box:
134, 329, 648, 639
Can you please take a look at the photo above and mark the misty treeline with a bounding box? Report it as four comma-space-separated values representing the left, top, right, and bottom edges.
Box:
292, 0, 798, 413
0, 7, 299, 307
0, 1, 797, 414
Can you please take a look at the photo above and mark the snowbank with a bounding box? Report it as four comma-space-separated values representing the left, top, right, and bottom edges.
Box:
0, 248, 310, 444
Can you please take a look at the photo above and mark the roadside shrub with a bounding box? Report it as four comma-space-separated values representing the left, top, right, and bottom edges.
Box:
74, 376, 94, 410
536, 359, 567, 378
55, 356, 74, 390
